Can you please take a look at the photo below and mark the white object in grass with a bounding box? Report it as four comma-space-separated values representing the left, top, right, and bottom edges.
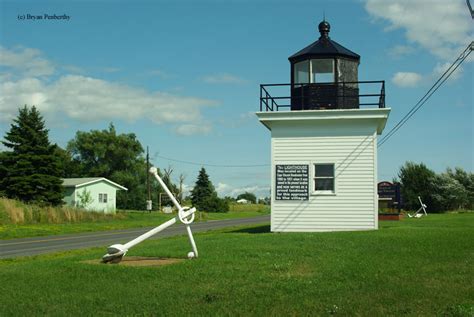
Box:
102, 166, 198, 263
408, 196, 428, 218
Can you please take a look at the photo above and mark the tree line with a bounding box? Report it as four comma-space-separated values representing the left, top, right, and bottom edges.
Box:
5, 106, 468, 214
398, 162, 473, 212
0, 106, 229, 212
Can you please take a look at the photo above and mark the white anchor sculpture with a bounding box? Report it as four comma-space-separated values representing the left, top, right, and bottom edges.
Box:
408, 196, 428, 218
102, 167, 198, 263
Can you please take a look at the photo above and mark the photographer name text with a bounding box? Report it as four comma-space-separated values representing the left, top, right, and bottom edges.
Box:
18, 14, 71, 21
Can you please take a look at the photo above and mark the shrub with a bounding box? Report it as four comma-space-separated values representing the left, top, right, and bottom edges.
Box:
431, 174, 469, 211
201, 195, 229, 213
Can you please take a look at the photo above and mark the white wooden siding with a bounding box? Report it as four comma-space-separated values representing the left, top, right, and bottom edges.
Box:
271, 133, 377, 232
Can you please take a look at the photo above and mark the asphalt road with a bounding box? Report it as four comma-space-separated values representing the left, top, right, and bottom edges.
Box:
0, 215, 270, 259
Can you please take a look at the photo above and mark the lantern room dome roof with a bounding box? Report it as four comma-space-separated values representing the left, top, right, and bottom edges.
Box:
289, 20, 360, 63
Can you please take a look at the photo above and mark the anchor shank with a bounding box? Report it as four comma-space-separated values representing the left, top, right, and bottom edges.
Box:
123, 208, 196, 250
151, 169, 182, 211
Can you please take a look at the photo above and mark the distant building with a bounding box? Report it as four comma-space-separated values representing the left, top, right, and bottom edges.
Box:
236, 199, 250, 204
62, 178, 128, 213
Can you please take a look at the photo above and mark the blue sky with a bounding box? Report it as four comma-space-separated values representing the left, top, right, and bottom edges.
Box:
0, 0, 472, 198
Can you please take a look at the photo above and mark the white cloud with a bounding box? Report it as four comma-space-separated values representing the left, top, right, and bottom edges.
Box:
392, 72, 423, 87
432, 61, 464, 82
215, 182, 232, 195
0, 46, 55, 77
392, 61, 465, 88
174, 123, 212, 136
102, 67, 120, 73
388, 44, 416, 58
215, 182, 270, 198
201, 73, 247, 84
0, 72, 12, 82
61, 65, 84, 74
148, 69, 170, 79
365, 0, 472, 60
0, 75, 216, 125
239, 111, 255, 120
0, 46, 218, 134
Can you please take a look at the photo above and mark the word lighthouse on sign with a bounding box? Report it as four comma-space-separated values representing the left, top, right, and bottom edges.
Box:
256, 20, 391, 232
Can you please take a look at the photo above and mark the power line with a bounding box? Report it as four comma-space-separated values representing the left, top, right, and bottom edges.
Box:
378, 42, 473, 148
156, 154, 270, 168
156, 43, 472, 162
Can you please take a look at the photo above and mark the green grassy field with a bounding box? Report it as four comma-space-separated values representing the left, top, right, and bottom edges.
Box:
0, 213, 472, 316
0, 202, 270, 240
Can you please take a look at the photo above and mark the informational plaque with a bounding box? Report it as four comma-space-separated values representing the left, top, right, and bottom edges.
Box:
275, 164, 309, 201
377, 181, 403, 210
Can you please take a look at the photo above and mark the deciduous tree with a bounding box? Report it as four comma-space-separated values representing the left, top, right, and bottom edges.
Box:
67, 123, 161, 210
237, 192, 257, 204
399, 162, 473, 212
398, 162, 436, 211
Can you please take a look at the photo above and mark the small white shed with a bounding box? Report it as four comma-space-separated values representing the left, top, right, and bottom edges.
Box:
256, 109, 389, 232
62, 178, 127, 213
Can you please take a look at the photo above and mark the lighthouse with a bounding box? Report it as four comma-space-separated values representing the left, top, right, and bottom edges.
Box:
256, 20, 390, 232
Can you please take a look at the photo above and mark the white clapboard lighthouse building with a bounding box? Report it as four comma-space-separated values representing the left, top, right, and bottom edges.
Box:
256, 20, 390, 232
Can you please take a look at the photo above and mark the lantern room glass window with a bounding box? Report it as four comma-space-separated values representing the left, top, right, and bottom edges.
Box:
311, 59, 334, 83
294, 60, 309, 84
294, 59, 335, 85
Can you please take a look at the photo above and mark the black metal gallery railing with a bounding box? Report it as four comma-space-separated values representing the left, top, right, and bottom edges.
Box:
259, 81, 385, 112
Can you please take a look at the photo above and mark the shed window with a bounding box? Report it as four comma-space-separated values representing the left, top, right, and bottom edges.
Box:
314, 164, 335, 193
99, 193, 108, 203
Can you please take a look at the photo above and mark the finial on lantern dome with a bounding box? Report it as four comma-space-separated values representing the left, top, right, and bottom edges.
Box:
318, 19, 330, 39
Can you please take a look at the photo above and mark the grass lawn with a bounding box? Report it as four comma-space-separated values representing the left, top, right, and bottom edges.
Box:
0, 213, 472, 316
0, 204, 270, 240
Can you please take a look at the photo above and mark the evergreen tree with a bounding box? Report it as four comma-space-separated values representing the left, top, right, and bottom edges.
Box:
0, 106, 63, 205
190, 168, 214, 209
190, 168, 228, 212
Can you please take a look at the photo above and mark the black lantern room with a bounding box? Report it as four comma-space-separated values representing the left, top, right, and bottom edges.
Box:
289, 20, 360, 110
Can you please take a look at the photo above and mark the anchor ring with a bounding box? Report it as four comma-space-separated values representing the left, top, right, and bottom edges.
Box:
178, 207, 195, 225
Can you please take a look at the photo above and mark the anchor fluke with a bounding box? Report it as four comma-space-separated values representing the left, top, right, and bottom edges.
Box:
102, 244, 127, 263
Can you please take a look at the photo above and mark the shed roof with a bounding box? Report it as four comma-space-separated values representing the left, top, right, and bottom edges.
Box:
62, 178, 128, 191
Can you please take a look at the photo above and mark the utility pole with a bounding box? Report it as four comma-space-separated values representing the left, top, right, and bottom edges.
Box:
178, 173, 186, 203
146, 146, 152, 212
